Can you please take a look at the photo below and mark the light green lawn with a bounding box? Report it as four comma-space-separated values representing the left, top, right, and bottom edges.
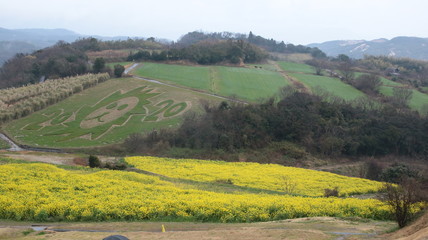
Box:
0, 139, 9, 149
134, 62, 211, 91
289, 73, 366, 101
277, 61, 315, 74
135, 62, 289, 102
409, 90, 428, 112
215, 66, 289, 101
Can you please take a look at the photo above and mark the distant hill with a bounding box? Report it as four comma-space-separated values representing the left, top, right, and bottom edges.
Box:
0, 27, 132, 65
308, 36, 428, 60
0, 28, 82, 65
0, 27, 82, 48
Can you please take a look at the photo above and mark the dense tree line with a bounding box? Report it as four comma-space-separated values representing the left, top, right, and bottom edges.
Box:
127, 90, 428, 158
177, 31, 327, 58
358, 56, 428, 89
0, 41, 92, 88
176, 31, 247, 47
247, 32, 326, 58
72, 37, 164, 51
128, 40, 268, 64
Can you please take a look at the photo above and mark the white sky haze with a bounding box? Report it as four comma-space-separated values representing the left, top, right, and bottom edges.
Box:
1, 0, 427, 44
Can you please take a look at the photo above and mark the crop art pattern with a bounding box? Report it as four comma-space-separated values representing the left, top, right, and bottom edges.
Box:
22, 86, 189, 142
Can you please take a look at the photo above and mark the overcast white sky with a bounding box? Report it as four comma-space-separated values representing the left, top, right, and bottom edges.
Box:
1, 0, 427, 44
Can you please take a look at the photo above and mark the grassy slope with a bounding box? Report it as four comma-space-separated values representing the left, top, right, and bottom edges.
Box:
409, 90, 428, 112
215, 66, 289, 101
135, 62, 289, 102
4, 78, 220, 148
277, 61, 315, 74
134, 62, 212, 91
375, 77, 428, 112
289, 73, 366, 101
0, 139, 9, 149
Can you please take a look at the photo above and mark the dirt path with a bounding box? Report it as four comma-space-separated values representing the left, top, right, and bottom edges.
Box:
270, 61, 312, 94
0, 151, 116, 166
0, 217, 397, 240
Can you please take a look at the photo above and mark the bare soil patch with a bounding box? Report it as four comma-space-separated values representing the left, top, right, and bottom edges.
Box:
0, 217, 396, 240
381, 211, 428, 240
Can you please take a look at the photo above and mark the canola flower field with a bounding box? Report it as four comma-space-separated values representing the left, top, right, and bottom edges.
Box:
0, 158, 401, 222
125, 156, 383, 197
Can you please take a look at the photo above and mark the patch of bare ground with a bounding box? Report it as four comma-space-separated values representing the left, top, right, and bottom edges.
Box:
0, 217, 396, 240
380, 211, 428, 240
0, 151, 115, 167
270, 61, 312, 94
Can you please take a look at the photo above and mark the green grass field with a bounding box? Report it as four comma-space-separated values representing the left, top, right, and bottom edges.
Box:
215, 66, 289, 101
135, 62, 212, 91
378, 85, 428, 113
277, 61, 315, 74
0, 139, 9, 149
289, 73, 366, 101
408, 89, 428, 112
4, 78, 220, 148
135, 62, 289, 102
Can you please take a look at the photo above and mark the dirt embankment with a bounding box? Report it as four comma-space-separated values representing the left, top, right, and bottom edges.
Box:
381, 211, 428, 240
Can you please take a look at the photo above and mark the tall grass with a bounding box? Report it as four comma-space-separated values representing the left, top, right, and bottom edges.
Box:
0, 73, 110, 123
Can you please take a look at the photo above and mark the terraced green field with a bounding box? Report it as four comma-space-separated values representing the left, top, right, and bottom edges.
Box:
409, 90, 428, 112
277, 61, 315, 74
134, 62, 211, 91
4, 78, 220, 148
135, 62, 289, 102
289, 73, 366, 101
215, 66, 289, 101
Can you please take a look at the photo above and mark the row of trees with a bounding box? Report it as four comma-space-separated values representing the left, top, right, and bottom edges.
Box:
176, 31, 327, 58
128, 40, 268, 64
247, 31, 326, 58
0, 41, 90, 88
125, 89, 428, 158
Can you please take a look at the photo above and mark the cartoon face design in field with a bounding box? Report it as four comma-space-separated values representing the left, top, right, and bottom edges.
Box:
24, 86, 190, 142
80, 97, 139, 129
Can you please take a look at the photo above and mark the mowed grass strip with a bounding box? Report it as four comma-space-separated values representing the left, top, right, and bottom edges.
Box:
135, 62, 211, 91
277, 61, 315, 74
379, 85, 428, 112
289, 73, 366, 101
215, 66, 289, 101
409, 89, 428, 112
135, 62, 289, 102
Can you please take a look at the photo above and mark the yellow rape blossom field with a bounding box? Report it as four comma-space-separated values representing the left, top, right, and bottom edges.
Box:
0, 159, 399, 223
125, 156, 383, 197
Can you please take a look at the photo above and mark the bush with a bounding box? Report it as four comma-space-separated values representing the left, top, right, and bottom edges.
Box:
213, 178, 234, 185
324, 187, 339, 197
88, 155, 101, 168
380, 178, 422, 228
381, 163, 418, 183
114, 64, 125, 78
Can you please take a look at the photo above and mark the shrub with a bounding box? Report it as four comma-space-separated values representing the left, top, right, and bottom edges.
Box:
114, 64, 125, 78
380, 178, 422, 228
213, 179, 234, 185
88, 155, 101, 168
381, 163, 418, 183
324, 187, 339, 197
